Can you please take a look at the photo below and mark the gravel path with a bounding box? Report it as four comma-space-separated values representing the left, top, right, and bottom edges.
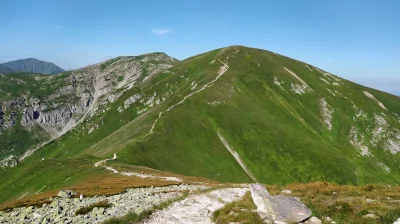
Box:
143, 187, 248, 224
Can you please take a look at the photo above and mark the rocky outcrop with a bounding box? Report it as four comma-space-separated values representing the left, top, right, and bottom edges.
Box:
320, 98, 333, 130
3, 97, 26, 110
0, 155, 18, 168
250, 184, 312, 223
123, 94, 141, 109
0, 98, 26, 134
0, 185, 203, 224
0, 53, 176, 163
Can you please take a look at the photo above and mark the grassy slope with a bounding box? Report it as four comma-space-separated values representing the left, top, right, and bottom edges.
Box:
0, 46, 399, 206
0, 122, 49, 159
109, 46, 399, 185
70, 46, 399, 185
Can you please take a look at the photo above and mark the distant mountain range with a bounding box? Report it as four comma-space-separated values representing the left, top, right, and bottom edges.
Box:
0, 64, 13, 74
0, 58, 64, 74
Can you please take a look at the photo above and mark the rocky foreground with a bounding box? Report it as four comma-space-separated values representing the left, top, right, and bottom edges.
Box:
4, 183, 397, 224
0, 185, 205, 224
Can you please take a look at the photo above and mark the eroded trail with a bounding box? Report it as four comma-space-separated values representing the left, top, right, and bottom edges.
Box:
143, 187, 248, 224
218, 132, 258, 182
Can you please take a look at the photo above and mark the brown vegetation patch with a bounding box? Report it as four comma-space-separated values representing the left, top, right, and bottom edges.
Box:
0, 168, 217, 211
271, 182, 400, 224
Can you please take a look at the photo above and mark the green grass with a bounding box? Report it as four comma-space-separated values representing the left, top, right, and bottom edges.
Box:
100, 57, 121, 71
212, 191, 263, 224
0, 121, 50, 160
86, 46, 399, 185
0, 155, 100, 205
0, 72, 70, 101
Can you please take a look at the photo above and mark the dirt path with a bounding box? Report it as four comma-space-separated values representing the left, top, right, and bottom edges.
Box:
94, 153, 117, 167
94, 153, 183, 182
144, 59, 229, 138
143, 187, 248, 224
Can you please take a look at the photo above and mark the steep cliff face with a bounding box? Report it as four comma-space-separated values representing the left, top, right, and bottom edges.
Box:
0, 98, 27, 133
0, 53, 177, 163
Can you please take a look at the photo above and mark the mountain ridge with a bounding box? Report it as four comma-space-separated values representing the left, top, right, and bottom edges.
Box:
1, 58, 64, 74
79, 46, 399, 184
0, 46, 399, 208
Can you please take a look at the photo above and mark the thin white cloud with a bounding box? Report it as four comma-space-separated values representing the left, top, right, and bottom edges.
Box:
152, 28, 172, 35
52, 25, 64, 29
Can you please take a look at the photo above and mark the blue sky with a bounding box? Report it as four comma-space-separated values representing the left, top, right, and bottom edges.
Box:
1, 0, 399, 95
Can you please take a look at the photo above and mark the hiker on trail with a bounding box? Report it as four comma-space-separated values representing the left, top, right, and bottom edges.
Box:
80, 194, 83, 201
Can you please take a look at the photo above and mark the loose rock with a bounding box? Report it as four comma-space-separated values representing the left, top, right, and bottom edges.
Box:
301, 216, 322, 224
57, 190, 77, 198
363, 213, 379, 219
366, 199, 375, 203
281, 190, 292, 195
249, 184, 312, 223
1, 185, 206, 224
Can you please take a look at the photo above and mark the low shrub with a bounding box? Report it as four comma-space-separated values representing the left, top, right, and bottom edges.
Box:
75, 200, 110, 216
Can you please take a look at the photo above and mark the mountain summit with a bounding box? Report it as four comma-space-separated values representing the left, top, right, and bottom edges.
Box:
1, 58, 64, 74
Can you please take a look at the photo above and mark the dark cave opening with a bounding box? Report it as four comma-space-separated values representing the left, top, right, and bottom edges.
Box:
33, 111, 40, 120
